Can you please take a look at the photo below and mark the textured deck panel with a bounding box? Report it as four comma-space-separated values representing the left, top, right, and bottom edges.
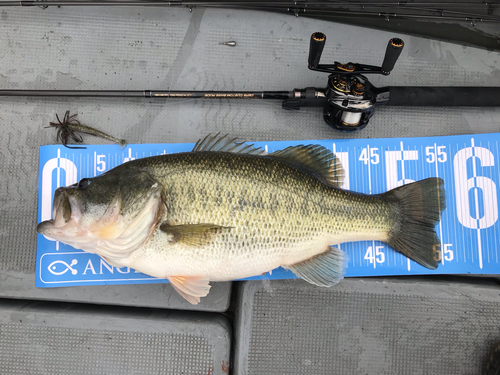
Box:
0, 4, 498, 375
234, 278, 500, 374
0, 300, 231, 375
0, 270, 231, 312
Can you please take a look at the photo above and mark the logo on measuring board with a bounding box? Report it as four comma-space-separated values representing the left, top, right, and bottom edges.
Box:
48, 259, 78, 276
39, 252, 148, 284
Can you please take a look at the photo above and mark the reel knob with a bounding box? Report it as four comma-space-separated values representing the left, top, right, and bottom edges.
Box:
381, 38, 404, 74
308, 32, 326, 68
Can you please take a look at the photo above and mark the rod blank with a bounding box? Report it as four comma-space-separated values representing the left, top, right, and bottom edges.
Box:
0, 89, 291, 100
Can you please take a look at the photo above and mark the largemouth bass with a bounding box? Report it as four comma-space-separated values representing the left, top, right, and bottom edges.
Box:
37, 134, 446, 304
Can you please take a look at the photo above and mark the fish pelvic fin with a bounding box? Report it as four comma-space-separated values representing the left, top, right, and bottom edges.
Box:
168, 276, 211, 305
270, 144, 344, 187
382, 177, 446, 270
286, 246, 348, 287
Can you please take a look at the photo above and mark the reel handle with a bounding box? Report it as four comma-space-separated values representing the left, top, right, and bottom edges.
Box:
381, 38, 404, 74
308, 32, 326, 68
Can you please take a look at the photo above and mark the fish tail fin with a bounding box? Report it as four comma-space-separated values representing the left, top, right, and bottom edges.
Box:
382, 177, 446, 269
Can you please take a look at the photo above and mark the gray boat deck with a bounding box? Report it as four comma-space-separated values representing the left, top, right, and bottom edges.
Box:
1, 5, 499, 374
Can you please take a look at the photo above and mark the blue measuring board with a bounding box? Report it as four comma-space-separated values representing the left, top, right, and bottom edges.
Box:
36, 133, 500, 287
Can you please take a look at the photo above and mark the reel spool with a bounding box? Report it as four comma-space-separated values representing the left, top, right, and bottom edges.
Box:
323, 75, 375, 131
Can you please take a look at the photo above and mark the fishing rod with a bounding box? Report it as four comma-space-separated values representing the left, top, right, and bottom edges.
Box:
3, 0, 499, 50
1, 0, 499, 24
2, 32, 500, 132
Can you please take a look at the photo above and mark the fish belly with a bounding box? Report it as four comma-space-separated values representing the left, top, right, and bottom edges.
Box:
122, 230, 339, 280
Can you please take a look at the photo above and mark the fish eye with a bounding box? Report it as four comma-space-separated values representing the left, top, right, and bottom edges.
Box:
78, 178, 91, 190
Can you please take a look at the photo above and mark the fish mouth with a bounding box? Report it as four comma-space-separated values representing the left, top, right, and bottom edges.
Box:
36, 188, 82, 236
36, 220, 54, 236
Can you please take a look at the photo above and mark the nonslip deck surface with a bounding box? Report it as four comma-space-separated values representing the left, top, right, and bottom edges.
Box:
0, 4, 499, 374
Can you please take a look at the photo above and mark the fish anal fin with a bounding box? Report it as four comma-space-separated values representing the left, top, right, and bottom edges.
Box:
160, 223, 232, 247
286, 246, 348, 287
168, 276, 211, 305
270, 145, 344, 187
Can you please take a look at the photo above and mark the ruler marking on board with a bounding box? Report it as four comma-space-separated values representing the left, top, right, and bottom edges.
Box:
471, 138, 483, 269
496, 141, 499, 264
366, 144, 377, 269
434, 142, 445, 266
399, 141, 411, 272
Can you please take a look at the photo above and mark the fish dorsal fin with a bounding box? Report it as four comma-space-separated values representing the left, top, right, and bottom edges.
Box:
192, 133, 266, 156
270, 144, 344, 187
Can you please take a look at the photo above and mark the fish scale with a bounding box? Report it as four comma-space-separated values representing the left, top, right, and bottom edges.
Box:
127, 152, 392, 274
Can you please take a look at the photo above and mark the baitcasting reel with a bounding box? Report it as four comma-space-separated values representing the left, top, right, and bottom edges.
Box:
283, 32, 404, 132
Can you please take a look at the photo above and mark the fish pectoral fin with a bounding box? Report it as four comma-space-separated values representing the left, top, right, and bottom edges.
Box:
159, 223, 232, 247
270, 145, 344, 187
168, 276, 211, 305
286, 246, 348, 287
